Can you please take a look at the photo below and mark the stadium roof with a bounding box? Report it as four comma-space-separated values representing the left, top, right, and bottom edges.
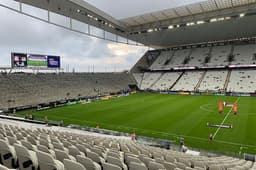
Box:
120, 0, 256, 26
84, 0, 208, 19
7, 0, 256, 47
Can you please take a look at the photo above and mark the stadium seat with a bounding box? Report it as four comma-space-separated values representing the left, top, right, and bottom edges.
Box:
128, 162, 147, 170
37, 145, 56, 158
175, 162, 187, 169
87, 151, 105, 165
52, 142, 69, 153
20, 140, 37, 151
0, 139, 17, 168
148, 161, 166, 170
102, 162, 122, 170
36, 150, 64, 170
68, 145, 85, 158
125, 156, 143, 165
90, 147, 105, 159
76, 155, 101, 170
14, 144, 38, 170
0, 164, 13, 170
54, 149, 76, 162
163, 162, 177, 170
26, 136, 37, 146
63, 159, 86, 170
165, 155, 176, 163
76, 144, 90, 156
6, 137, 19, 146
106, 156, 128, 170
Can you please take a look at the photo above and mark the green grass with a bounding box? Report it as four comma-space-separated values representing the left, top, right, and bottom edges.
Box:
27, 60, 47, 66
19, 93, 256, 156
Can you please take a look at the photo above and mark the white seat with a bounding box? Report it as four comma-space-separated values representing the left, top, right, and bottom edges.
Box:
77, 155, 101, 170
0, 139, 17, 168
63, 159, 86, 170
129, 162, 147, 170
20, 140, 37, 151
55, 149, 76, 162
87, 151, 104, 165
6, 137, 19, 146
102, 162, 122, 170
148, 161, 166, 170
106, 156, 127, 170
0, 164, 13, 170
75, 144, 90, 156
37, 145, 56, 158
68, 146, 85, 158
36, 150, 64, 170
52, 142, 69, 153
125, 156, 143, 165
14, 144, 38, 170
163, 162, 176, 170
209, 165, 223, 170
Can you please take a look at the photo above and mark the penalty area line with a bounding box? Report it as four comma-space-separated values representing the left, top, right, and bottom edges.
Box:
213, 97, 240, 139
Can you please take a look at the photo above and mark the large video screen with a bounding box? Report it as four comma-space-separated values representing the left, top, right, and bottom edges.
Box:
27, 54, 48, 67
12, 53, 60, 69
12, 53, 27, 67
47, 56, 61, 68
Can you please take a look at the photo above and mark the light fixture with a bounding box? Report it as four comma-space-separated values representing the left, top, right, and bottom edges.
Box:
147, 29, 153, 32
197, 21, 204, 24
168, 25, 174, 29
76, 9, 81, 13
187, 22, 195, 26
87, 14, 93, 18
240, 13, 245, 17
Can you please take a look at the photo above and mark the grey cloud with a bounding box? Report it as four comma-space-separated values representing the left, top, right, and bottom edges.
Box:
0, 5, 147, 72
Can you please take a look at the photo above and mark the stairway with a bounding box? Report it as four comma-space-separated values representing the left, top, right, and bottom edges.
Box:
228, 44, 235, 64
138, 72, 145, 89
164, 51, 176, 66
205, 46, 213, 64
223, 69, 232, 92
169, 71, 185, 90
194, 70, 207, 91
149, 72, 164, 90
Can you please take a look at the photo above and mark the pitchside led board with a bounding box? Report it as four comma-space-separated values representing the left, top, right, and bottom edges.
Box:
11, 53, 60, 68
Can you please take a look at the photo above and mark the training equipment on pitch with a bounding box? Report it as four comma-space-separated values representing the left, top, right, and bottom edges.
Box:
218, 101, 238, 115
207, 122, 233, 129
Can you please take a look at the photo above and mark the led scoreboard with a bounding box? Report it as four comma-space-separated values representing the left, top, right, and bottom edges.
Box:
11, 53, 60, 69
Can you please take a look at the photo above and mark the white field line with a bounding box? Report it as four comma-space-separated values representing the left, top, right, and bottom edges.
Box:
213, 97, 240, 139
35, 109, 256, 148
200, 104, 215, 113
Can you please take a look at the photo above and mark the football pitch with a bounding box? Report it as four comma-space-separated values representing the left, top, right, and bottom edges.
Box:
22, 93, 256, 155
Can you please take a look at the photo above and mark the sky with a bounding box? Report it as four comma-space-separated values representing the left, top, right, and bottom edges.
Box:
0, 0, 205, 72
0, 1, 148, 72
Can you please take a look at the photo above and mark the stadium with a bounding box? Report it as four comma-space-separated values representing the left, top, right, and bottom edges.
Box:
0, 0, 256, 169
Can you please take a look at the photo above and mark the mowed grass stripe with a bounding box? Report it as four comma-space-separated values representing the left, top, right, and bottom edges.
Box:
19, 93, 256, 155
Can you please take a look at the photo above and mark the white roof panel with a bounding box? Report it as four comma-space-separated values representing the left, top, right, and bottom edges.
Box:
187, 3, 203, 14
200, 1, 218, 11
215, 0, 232, 8
162, 9, 178, 18
119, 0, 256, 27
175, 6, 191, 16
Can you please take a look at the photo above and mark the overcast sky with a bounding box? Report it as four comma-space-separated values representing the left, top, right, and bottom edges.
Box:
0, 0, 205, 72
0, 1, 148, 72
